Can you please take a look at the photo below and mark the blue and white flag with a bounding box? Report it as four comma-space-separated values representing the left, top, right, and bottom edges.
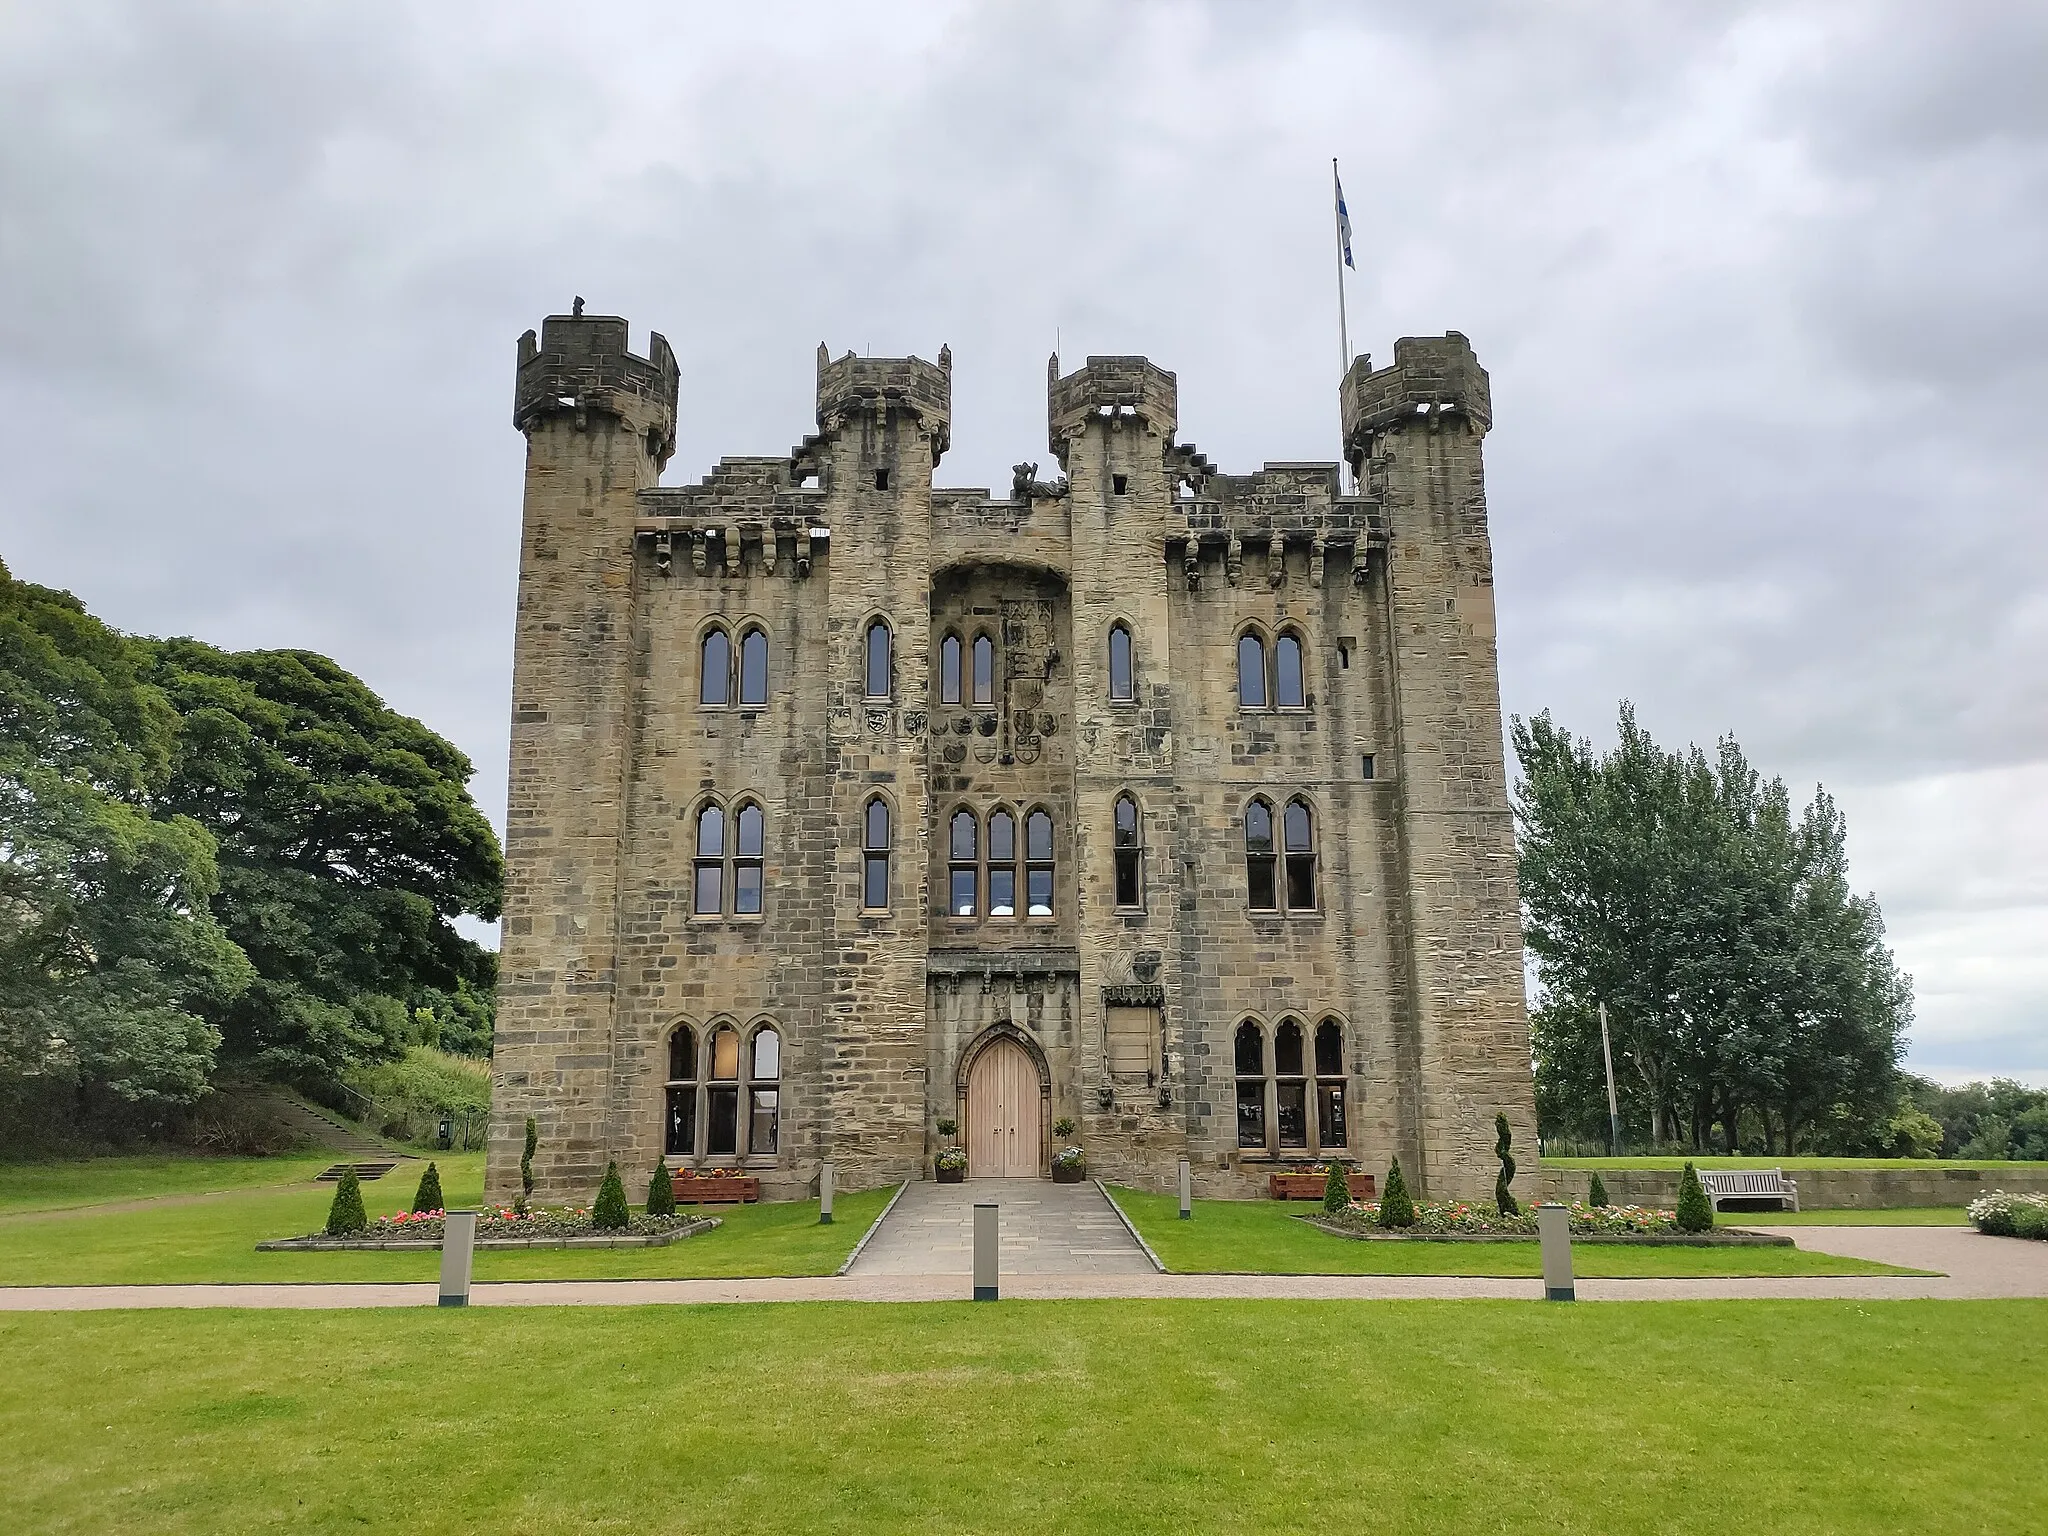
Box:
1335, 171, 1354, 269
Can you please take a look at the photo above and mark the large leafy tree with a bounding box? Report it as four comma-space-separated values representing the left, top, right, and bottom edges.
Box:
139, 640, 503, 1078
0, 561, 250, 1115
1516, 704, 1909, 1154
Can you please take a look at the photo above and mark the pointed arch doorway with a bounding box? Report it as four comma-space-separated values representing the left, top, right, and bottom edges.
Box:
966, 1035, 1044, 1178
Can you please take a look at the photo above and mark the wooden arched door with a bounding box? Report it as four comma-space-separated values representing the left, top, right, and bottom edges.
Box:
966, 1037, 1042, 1177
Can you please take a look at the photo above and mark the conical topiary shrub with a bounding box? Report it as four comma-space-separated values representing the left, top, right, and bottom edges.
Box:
411, 1161, 444, 1214
325, 1167, 367, 1236
646, 1159, 675, 1218
1588, 1171, 1610, 1209
1676, 1161, 1713, 1232
1377, 1159, 1415, 1229
1323, 1160, 1351, 1213
1494, 1113, 1520, 1217
593, 1159, 630, 1232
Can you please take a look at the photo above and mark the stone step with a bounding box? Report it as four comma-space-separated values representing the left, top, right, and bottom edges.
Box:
314, 1161, 401, 1183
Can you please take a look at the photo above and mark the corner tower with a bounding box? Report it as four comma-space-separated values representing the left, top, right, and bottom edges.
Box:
1341, 333, 1534, 1200
490, 311, 678, 1204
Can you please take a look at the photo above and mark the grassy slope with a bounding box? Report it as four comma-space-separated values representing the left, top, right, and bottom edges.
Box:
0, 1153, 895, 1284
1545, 1155, 2048, 1171
0, 1154, 338, 1215
3, 1300, 2042, 1534
1108, 1189, 1922, 1276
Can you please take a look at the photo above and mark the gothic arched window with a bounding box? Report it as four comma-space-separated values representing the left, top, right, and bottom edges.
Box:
700, 627, 731, 707
940, 633, 962, 706
1244, 798, 1277, 912
1234, 1020, 1267, 1149
1315, 1018, 1347, 1150
1283, 798, 1317, 912
665, 1025, 698, 1158
1025, 808, 1055, 917
694, 803, 725, 915
748, 1025, 781, 1154
1275, 632, 1305, 709
987, 809, 1017, 917
734, 802, 765, 915
706, 1024, 742, 1156
1237, 630, 1268, 709
972, 633, 996, 705
738, 627, 769, 707
862, 797, 891, 911
1108, 623, 1134, 703
1274, 1018, 1308, 1148
949, 809, 979, 917
1113, 794, 1142, 909
864, 619, 892, 701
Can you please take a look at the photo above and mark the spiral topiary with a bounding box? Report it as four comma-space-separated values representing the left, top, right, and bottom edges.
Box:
1494, 1113, 1520, 1216
411, 1160, 444, 1214
516, 1115, 537, 1215
593, 1159, 630, 1232
325, 1167, 367, 1237
1676, 1161, 1714, 1232
1377, 1159, 1415, 1229
646, 1159, 675, 1218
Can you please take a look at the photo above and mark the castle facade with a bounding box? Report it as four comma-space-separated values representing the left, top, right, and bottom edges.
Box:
487, 310, 1533, 1204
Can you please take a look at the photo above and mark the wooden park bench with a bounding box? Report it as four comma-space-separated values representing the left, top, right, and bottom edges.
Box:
1697, 1168, 1799, 1212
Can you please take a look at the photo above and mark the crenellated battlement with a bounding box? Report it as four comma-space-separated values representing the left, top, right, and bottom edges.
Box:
1048, 354, 1178, 466
815, 344, 952, 462
514, 311, 679, 464
1339, 332, 1491, 458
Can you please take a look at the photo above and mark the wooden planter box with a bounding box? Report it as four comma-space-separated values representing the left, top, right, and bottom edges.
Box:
673, 1176, 760, 1205
1269, 1172, 1376, 1201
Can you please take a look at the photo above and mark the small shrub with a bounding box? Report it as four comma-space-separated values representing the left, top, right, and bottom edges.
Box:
1494, 1113, 1519, 1217
646, 1159, 675, 1217
517, 1116, 537, 1215
1588, 1171, 1610, 1208
593, 1160, 630, 1232
1323, 1160, 1351, 1213
1378, 1159, 1415, 1228
411, 1161, 444, 1213
935, 1117, 958, 1138
325, 1167, 367, 1236
1053, 1117, 1076, 1139
1675, 1162, 1713, 1232
1976, 1191, 2048, 1240
2014, 1202, 2048, 1241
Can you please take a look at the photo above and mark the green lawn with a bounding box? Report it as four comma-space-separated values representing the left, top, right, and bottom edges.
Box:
1728, 1207, 1971, 1226
0, 1152, 340, 1215
1107, 1189, 1924, 1276
1545, 1155, 2048, 1171
0, 1152, 896, 1284
3, 1300, 2042, 1533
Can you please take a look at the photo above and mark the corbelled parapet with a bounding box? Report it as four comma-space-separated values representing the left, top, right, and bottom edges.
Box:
1340, 332, 1491, 455
514, 312, 679, 463
815, 345, 952, 462
1048, 354, 1178, 466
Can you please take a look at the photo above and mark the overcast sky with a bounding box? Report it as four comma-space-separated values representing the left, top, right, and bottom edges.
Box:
3, 2, 2043, 1083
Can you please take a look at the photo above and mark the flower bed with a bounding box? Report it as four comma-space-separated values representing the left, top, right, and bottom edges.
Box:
1313, 1199, 1790, 1246
257, 1206, 720, 1251
1969, 1191, 2048, 1240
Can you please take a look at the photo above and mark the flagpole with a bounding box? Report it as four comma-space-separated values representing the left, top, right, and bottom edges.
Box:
1333, 157, 1352, 491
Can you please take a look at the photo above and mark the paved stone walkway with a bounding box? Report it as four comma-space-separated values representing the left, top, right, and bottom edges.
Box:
847, 1178, 1156, 1276
5, 1212, 2046, 1311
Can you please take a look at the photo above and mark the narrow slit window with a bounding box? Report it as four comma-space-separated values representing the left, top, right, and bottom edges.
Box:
1275, 633, 1305, 708
987, 809, 1017, 917
1025, 809, 1054, 917
706, 1026, 740, 1157
949, 809, 979, 917
1283, 798, 1317, 912
1315, 1018, 1347, 1151
1237, 632, 1268, 709
700, 628, 731, 707
873, 468, 889, 491
1361, 753, 1376, 781
1275, 1018, 1308, 1149
864, 620, 891, 701
665, 1026, 698, 1159
1108, 623, 1134, 703
694, 804, 725, 915
940, 633, 962, 706
738, 628, 768, 706
1112, 473, 1128, 496
748, 1026, 780, 1155
862, 798, 891, 911
1113, 794, 1142, 909
972, 633, 995, 706
734, 803, 765, 915
1235, 1020, 1268, 1150
1245, 799, 1277, 912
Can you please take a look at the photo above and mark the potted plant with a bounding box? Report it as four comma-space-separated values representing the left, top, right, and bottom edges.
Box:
936, 1146, 968, 1183
1051, 1145, 1087, 1184
1053, 1116, 1076, 1139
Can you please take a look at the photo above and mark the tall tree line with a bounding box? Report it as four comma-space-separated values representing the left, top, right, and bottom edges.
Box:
0, 559, 501, 1143
1514, 704, 1912, 1155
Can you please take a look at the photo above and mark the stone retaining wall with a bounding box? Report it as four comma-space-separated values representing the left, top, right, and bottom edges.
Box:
1534, 1166, 2048, 1210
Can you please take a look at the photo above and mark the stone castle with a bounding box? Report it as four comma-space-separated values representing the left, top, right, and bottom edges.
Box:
487, 307, 1534, 1205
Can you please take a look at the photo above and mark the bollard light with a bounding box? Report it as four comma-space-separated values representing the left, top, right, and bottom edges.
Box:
1536, 1202, 1574, 1302
819, 1161, 835, 1225
1178, 1158, 1193, 1220
972, 1201, 998, 1301
439, 1209, 478, 1308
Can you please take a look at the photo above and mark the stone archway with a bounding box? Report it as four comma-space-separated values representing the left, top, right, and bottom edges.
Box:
957, 1023, 1050, 1178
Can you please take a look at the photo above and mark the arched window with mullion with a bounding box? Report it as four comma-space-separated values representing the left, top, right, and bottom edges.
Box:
694, 803, 726, 915
700, 627, 732, 707
1025, 808, 1055, 917
1283, 798, 1317, 912
1113, 794, 1142, 909
972, 633, 996, 706
864, 619, 892, 701
664, 1026, 698, 1158
747, 1026, 781, 1154
1274, 1019, 1308, 1149
1234, 1020, 1268, 1149
1315, 1019, 1347, 1151
862, 797, 891, 912
948, 809, 979, 917
738, 627, 769, 706
1274, 631, 1305, 709
705, 1024, 742, 1157
1244, 798, 1277, 912
939, 633, 962, 706
987, 809, 1017, 917
1237, 630, 1268, 709
1108, 623, 1135, 703
733, 803, 765, 915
